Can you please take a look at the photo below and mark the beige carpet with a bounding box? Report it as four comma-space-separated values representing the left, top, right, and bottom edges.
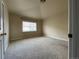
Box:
5, 37, 68, 59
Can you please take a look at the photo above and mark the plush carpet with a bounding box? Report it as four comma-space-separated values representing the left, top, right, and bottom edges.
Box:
5, 37, 68, 59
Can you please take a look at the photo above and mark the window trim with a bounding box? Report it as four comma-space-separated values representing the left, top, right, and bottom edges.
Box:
22, 21, 37, 32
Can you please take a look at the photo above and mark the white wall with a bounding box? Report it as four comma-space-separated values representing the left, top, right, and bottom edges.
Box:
43, 12, 68, 41
41, 0, 68, 41
9, 13, 43, 41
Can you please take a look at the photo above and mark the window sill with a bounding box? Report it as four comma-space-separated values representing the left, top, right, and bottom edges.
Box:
22, 31, 37, 33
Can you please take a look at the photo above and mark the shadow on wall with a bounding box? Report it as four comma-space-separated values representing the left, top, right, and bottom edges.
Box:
9, 13, 44, 41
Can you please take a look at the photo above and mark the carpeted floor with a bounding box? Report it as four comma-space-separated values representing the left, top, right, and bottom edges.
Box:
5, 37, 68, 59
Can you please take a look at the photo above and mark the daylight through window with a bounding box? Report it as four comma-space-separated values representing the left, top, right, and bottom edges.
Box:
22, 21, 37, 32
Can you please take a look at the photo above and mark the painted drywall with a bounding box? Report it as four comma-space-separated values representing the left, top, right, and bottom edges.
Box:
9, 13, 43, 41
43, 12, 68, 41
41, 0, 68, 41
7, 0, 68, 41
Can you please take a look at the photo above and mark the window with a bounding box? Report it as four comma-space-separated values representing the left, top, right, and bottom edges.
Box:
22, 21, 37, 32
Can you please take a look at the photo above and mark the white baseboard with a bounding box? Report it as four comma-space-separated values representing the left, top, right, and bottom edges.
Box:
46, 35, 69, 41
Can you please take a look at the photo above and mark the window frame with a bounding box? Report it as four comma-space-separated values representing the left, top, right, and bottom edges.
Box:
22, 21, 37, 32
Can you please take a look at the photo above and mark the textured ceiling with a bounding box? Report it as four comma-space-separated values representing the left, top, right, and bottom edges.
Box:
5, 0, 41, 18
5, 0, 68, 19
40, 0, 68, 19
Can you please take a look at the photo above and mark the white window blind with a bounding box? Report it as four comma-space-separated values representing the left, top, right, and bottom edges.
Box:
22, 21, 37, 32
